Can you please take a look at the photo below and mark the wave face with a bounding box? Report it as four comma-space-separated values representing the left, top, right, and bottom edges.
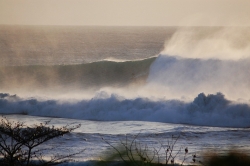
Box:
0, 92, 250, 128
0, 57, 155, 95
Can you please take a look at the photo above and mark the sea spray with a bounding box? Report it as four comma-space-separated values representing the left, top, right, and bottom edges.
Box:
146, 27, 250, 100
161, 27, 250, 60
146, 55, 250, 100
0, 92, 250, 127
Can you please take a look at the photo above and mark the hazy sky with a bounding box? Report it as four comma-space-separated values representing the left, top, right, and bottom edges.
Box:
0, 0, 250, 26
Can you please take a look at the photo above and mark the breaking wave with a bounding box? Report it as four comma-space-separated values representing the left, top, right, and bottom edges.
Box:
0, 92, 250, 128
146, 55, 250, 100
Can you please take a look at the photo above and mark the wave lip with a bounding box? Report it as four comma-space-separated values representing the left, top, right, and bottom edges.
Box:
0, 92, 250, 128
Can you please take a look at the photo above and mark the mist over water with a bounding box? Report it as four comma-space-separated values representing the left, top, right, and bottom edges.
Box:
147, 55, 250, 100
162, 27, 250, 60
0, 25, 171, 66
147, 27, 250, 100
0, 25, 170, 98
0, 26, 250, 127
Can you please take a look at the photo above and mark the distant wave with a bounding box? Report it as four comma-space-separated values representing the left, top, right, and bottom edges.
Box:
0, 92, 250, 128
0, 57, 156, 92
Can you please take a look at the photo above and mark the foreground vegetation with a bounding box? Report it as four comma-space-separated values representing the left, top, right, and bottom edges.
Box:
0, 116, 250, 166
203, 151, 250, 166
98, 136, 250, 166
100, 134, 195, 166
0, 116, 82, 166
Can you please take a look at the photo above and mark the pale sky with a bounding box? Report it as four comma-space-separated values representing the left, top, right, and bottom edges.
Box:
0, 0, 250, 26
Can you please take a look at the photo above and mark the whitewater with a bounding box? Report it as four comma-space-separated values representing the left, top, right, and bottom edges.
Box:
0, 26, 250, 164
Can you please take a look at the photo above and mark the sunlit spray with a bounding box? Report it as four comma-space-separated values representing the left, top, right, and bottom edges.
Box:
146, 27, 250, 100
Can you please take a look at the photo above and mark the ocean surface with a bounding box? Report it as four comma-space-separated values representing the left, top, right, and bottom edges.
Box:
0, 25, 250, 165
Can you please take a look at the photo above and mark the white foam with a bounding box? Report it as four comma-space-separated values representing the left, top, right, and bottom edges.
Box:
146, 54, 250, 100
1, 92, 250, 128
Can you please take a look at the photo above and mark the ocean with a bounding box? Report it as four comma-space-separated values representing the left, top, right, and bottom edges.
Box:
0, 25, 250, 165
